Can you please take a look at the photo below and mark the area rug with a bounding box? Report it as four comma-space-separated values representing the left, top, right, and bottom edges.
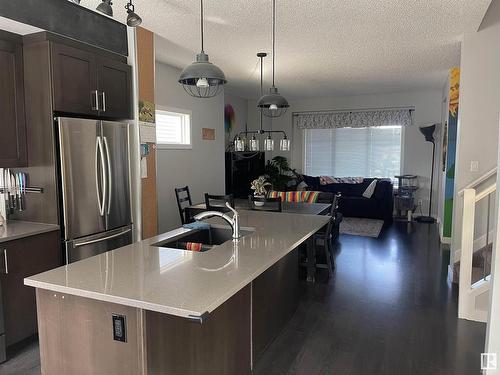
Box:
339, 217, 384, 238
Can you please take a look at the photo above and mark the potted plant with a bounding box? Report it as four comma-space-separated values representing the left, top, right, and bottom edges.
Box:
264, 156, 299, 191
250, 176, 271, 206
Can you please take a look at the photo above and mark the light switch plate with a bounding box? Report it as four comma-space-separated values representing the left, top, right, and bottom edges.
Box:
470, 161, 479, 172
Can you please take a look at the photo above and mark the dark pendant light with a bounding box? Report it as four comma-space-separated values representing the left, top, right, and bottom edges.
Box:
234, 52, 290, 152
96, 0, 113, 16
257, 0, 289, 118
125, 0, 142, 27
178, 0, 227, 98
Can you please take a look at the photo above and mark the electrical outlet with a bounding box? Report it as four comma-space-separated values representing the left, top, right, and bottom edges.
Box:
470, 161, 479, 172
112, 314, 127, 342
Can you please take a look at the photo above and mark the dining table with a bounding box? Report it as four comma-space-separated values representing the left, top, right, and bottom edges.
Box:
185, 198, 332, 218
184, 198, 334, 283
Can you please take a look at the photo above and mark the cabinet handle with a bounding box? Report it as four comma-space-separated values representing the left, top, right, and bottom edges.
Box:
91, 90, 99, 111
100, 91, 107, 112
1, 248, 8, 274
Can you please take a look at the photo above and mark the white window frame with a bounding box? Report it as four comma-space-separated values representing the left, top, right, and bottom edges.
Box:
301, 126, 403, 179
155, 106, 192, 150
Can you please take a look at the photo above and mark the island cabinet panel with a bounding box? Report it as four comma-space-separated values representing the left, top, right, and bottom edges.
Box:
252, 248, 300, 363
1, 230, 60, 346
36, 289, 145, 375
146, 285, 252, 375
0, 32, 27, 167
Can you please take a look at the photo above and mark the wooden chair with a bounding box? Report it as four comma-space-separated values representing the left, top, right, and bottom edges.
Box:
175, 186, 193, 225
204, 193, 235, 212
248, 195, 282, 212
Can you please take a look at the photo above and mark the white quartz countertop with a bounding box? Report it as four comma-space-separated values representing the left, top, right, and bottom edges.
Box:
0, 221, 59, 243
25, 211, 329, 319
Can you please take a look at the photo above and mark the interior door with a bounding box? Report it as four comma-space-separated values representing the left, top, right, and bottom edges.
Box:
97, 57, 132, 119
101, 121, 131, 230
58, 118, 106, 239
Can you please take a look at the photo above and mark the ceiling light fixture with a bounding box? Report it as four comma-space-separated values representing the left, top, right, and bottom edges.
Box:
257, 0, 289, 118
125, 0, 142, 27
233, 52, 290, 152
178, 0, 227, 98
96, 0, 113, 16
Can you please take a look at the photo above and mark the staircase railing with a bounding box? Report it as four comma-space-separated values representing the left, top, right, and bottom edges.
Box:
458, 172, 496, 321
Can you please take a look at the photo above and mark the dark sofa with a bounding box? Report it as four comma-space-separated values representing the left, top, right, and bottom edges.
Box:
301, 175, 394, 221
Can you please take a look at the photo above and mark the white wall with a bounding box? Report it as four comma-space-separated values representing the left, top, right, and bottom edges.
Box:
451, 0, 500, 262
224, 92, 248, 149
270, 90, 444, 217
155, 62, 225, 232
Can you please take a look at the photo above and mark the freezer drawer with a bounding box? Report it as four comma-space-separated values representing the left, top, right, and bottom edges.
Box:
65, 225, 132, 263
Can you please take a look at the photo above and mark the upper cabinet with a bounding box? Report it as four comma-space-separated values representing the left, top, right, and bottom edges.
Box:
51, 41, 132, 119
0, 32, 27, 167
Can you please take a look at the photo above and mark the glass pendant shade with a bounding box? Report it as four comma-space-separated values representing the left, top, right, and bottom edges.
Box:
264, 136, 274, 151
257, 86, 289, 118
279, 137, 291, 151
96, 0, 113, 16
235, 136, 245, 152
249, 136, 260, 151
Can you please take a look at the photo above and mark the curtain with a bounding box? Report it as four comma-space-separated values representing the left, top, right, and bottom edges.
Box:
295, 109, 412, 129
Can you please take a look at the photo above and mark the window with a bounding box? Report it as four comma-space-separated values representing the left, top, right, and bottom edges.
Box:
304, 126, 402, 179
156, 109, 191, 149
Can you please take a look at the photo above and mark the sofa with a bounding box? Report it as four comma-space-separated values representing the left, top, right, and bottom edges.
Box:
300, 175, 394, 221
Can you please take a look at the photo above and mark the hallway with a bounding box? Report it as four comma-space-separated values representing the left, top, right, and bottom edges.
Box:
253, 222, 486, 375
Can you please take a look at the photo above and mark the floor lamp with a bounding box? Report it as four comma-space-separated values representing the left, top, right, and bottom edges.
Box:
416, 124, 437, 223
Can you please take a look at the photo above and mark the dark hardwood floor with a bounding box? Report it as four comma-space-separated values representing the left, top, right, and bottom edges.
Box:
253, 221, 486, 375
0, 222, 486, 374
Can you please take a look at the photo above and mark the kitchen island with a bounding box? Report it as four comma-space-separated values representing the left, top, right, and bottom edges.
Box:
25, 210, 329, 375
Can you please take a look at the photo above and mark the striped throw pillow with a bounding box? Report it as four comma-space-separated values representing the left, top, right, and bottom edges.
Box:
269, 191, 320, 203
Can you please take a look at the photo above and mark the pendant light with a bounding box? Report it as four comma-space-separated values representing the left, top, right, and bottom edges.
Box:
178, 0, 227, 98
233, 52, 290, 152
264, 134, 274, 151
257, 0, 289, 118
96, 0, 113, 16
125, 0, 142, 27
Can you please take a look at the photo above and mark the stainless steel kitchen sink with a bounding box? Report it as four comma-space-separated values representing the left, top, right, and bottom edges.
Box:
153, 227, 253, 252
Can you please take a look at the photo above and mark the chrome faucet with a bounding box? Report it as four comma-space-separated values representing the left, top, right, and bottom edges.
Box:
194, 202, 241, 239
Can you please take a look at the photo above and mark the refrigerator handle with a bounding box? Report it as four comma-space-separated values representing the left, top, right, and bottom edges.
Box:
95, 137, 106, 216
74, 228, 132, 248
103, 136, 112, 215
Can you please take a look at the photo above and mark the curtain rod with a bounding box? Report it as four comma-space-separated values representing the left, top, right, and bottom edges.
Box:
292, 106, 415, 116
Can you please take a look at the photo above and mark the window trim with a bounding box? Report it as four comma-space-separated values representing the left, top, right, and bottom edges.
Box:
301, 126, 403, 179
155, 106, 193, 150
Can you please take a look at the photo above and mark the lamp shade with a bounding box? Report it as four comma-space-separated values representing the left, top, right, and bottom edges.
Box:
419, 124, 436, 143
257, 87, 289, 118
179, 52, 227, 98
96, 0, 113, 16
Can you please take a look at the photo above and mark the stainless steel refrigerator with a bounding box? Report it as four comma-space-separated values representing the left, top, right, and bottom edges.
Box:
58, 117, 133, 263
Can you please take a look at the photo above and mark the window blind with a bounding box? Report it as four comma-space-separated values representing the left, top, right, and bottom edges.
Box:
304, 126, 402, 179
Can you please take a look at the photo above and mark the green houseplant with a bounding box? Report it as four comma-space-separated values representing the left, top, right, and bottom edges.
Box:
264, 156, 299, 191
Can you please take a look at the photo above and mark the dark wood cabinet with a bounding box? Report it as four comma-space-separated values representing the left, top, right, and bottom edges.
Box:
50, 40, 132, 119
51, 43, 98, 116
97, 57, 132, 120
0, 32, 27, 167
0, 231, 61, 346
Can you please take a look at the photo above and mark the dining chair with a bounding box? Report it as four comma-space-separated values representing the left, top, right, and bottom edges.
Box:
175, 186, 193, 225
248, 195, 282, 212
204, 193, 235, 212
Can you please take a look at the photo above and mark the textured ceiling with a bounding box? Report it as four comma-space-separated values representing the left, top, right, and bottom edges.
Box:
83, 0, 491, 99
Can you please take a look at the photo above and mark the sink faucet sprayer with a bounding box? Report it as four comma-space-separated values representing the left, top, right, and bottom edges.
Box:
193, 202, 241, 239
